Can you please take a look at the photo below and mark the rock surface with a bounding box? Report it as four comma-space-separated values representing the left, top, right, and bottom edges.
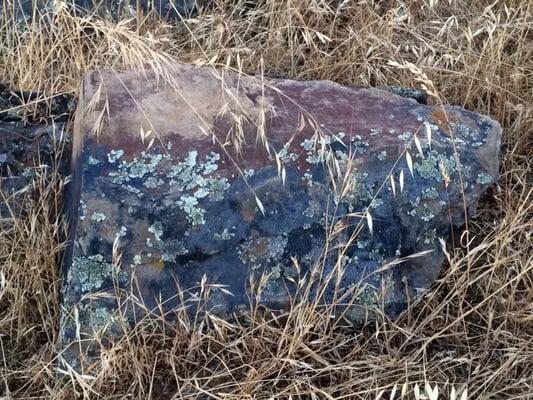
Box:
0, 86, 72, 218
8, 0, 203, 21
60, 63, 501, 367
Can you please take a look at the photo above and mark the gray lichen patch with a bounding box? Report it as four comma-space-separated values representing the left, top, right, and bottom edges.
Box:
413, 150, 456, 181
238, 234, 288, 270
69, 254, 125, 292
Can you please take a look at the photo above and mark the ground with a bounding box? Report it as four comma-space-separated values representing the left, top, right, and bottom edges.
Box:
0, 1, 531, 399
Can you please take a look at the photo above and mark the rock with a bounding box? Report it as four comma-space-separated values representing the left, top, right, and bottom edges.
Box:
0, 86, 72, 218
8, 0, 204, 21
60, 63, 500, 368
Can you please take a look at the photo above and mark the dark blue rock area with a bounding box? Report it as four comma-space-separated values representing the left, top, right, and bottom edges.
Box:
7, 0, 203, 21
0, 85, 72, 218
59, 64, 501, 368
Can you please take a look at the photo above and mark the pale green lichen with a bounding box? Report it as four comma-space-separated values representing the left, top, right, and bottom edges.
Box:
397, 131, 412, 141
148, 221, 164, 241
165, 150, 229, 224
214, 228, 235, 241
116, 226, 127, 239
267, 236, 288, 260
88, 155, 100, 166
351, 135, 369, 154
90, 212, 106, 223
79, 200, 87, 221
144, 176, 164, 189
303, 199, 322, 219
421, 187, 439, 199
356, 283, 377, 309
243, 169, 255, 179
476, 172, 493, 185
414, 150, 456, 181
107, 149, 124, 163
420, 204, 435, 222
277, 143, 299, 162
71, 254, 124, 292
177, 195, 205, 226
369, 198, 384, 209
238, 235, 288, 269
159, 240, 188, 263
340, 170, 372, 211
423, 228, 437, 245
301, 138, 316, 152
109, 151, 163, 185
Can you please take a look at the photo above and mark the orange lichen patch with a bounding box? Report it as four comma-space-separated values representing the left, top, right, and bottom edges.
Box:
431, 109, 453, 135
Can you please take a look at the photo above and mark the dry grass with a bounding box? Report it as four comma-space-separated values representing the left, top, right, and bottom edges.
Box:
1, 0, 532, 398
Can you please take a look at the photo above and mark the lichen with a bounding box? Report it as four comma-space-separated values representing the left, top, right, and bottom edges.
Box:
148, 221, 164, 241
177, 195, 205, 226
421, 187, 439, 199
214, 228, 235, 241
88, 155, 100, 166
303, 199, 322, 219
476, 172, 493, 185
90, 212, 106, 223
107, 149, 124, 163
339, 170, 372, 211
238, 235, 288, 269
414, 150, 456, 181
350, 135, 370, 154
277, 143, 299, 162
71, 255, 124, 292
423, 228, 437, 245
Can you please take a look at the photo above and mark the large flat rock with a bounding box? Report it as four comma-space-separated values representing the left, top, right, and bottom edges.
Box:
60, 63, 500, 367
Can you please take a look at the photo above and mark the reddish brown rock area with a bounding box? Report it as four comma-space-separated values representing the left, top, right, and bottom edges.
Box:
59, 63, 501, 369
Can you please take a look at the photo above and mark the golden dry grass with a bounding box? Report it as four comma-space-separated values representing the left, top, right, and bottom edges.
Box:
1, 0, 532, 398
